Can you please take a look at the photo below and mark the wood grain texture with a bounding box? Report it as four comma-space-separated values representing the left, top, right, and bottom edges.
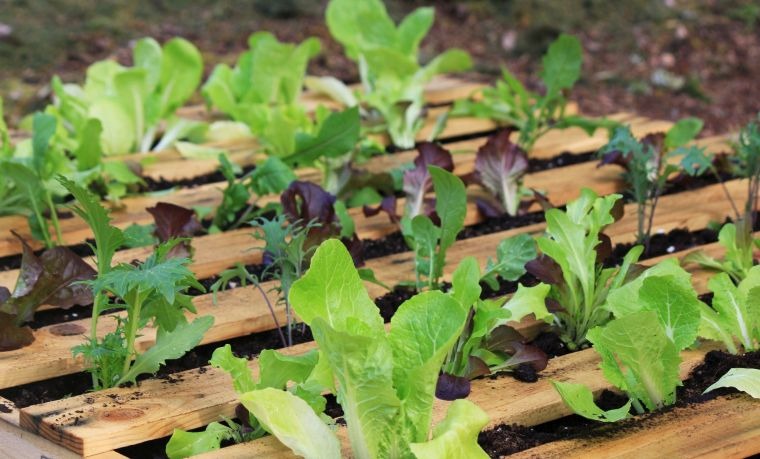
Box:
0, 115, 704, 289
0, 177, 747, 390
188, 346, 717, 458
0, 103, 629, 260
510, 394, 760, 459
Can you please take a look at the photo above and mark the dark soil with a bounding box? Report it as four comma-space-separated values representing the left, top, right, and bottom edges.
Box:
477, 349, 760, 457
140, 165, 257, 193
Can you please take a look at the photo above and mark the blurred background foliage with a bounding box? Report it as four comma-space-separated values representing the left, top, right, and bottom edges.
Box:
1, 0, 758, 133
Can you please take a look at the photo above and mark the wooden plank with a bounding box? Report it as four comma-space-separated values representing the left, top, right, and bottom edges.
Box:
510, 394, 760, 459
10, 173, 744, 454
0, 177, 747, 389
0, 114, 679, 260
166, 345, 717, 458
0, 396, 127, 458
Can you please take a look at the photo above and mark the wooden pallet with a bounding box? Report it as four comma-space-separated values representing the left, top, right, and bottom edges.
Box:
0, 75, 752, 458
0, 177, 745, 390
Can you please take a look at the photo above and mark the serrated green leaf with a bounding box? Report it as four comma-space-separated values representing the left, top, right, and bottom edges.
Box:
165, 422, 234, 459
117, 316, 213, 385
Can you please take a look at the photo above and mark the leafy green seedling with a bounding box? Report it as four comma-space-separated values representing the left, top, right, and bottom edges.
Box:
554, 264, 705, 421
237, 239, 490, 458
683, 117, 760, 282
451, 34, 616, 152
438, 253, 551, 399
314, 0, 472, 148
53, 37, 204, 155
166, 344, 327, 458
526, 188, 642, 349
598, 117, 706, 251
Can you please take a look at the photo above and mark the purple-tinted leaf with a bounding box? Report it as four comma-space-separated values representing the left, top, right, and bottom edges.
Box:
598, 150, 630, 169
609, 198, 625, 223
342, 234, 365, 267
596, 233, 613, 264
545, 298, 565, 313
0, 287, 9, 304
525, 255, 564, 285
475, 197, 506, 219
484, 324, 525, 351
2, 234, 96, 324
146, 202, 202, 259
530, 189, 554, 212
10, 231, 43, 298
473, 129, 528, 216
362, 195, 400, 224
235, 403, 254, 429
281, 181, 341, 249
436, 372, 471, 400
0, 312, 34, 351
403, 142, 454, 218
465, 355, 491, 380
147, 202, 202, 241
502, 342, 548, 372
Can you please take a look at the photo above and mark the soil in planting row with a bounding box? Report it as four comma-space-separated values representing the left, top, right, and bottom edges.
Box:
477, 348, 760, 457
20, 210, 744, 332
0, 222, 727, 409
0, 141, 731, 275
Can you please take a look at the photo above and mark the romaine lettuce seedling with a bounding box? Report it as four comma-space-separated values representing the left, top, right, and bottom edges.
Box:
697, 265, 760, 354
166, 344, 327, 458
237, 239, 490, 458
526, 188, 643, 349
52, 37, 205, 155
314, 0, 473, 148
451, 34, 615, 152
553, 264, 704, 421
203, 32, 322, 157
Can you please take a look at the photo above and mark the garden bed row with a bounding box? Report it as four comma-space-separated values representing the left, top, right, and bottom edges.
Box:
1, 76, 755, 459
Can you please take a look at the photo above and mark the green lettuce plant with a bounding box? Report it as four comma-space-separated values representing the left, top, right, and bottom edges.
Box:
403, 166, 467, 291
202, 32, 322, 157
698, 265, 760, 354
553, 260, 704, 421
313, 0, 472, 148
239, 239, 490, 458
52, 37, 204, 155
450, 34, 614, 152
683, 117, 760, 282
525, 188, 643, 349
166, 344, 327, 458
0, 113, 64, 246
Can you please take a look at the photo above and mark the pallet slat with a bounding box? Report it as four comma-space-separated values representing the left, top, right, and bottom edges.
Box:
510, 394, 760, 459
0, 114, 682, 262
0, 178, 746, 389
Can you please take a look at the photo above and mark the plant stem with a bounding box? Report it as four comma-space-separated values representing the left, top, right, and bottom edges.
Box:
122, 295, 144, 378
45, 192, 64, 246
254, 282, 286, 348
